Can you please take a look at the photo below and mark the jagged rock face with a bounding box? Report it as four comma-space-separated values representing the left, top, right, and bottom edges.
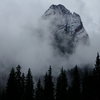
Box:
42, 4, 89, 55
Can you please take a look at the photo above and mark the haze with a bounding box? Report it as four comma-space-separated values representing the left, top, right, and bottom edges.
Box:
0, 0, 100, 74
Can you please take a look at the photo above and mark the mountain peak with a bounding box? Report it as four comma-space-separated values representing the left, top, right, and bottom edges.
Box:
44, 4, 70, 17
50, 4, 66, 9
42, 4, 89, 55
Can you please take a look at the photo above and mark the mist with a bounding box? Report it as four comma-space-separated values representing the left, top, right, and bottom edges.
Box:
0, 0, 100, 74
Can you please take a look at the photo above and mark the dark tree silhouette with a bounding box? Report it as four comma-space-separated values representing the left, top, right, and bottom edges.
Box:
44, 66, 55, 100
2, 53, 100, 100
95, 52, 100, 69
82, 67, 93, 100
35, 79, 43, 100
25, 68, 34, 100
92, 53, 100, 100
6, 68, 17, 100
21, 73, 25, 100
15, 65, 23, 100
70, 65, 81, 100
0, 89, 6, 100
56, 68, 68, 100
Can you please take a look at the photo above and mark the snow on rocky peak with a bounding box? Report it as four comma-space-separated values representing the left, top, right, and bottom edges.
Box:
42, 4, 89, 55
44, 4, 70, 16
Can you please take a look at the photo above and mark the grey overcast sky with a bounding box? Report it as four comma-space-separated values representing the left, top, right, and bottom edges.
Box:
0, 0, 100, 73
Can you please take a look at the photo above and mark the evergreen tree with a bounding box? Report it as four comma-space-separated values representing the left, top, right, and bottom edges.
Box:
25, 68, 34, 100
0, 89, 6, 100
70, 65, 80, 100
82, 68, 93, 100
21, 73, 25, 100
15, 65, 22, 100
35, 79, 43, 100
44, 72, 48, 100
5, 54, 100, 100
56, 68, 68, 100
44, 66, 54, 100
6, 68, 17, 100
92, 53, 100, 100
95, 52, 100, 69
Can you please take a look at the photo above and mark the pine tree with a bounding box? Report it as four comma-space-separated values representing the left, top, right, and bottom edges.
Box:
82, 67, 92, 100
35, 79, 43, 100
15, 65, 22, 100
6, 68, 17, 100
44, 66, 54, 100
56, 68, 68, 100
48, 66, 55, 100
0, 89, 6, 100
93, 53, 100, 100
21, 73, 25, 100
70, 65, 81, 100
44, 72, 48, 100
25, 68, 34, 100
95, 52, 100, 69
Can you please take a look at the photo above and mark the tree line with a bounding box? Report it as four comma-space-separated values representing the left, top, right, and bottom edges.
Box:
0, 53, 100, 100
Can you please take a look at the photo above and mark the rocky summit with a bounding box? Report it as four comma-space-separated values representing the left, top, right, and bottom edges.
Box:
42, 4, 89, 55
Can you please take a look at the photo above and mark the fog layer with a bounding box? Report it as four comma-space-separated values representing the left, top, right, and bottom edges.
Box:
0, 0, 100, 74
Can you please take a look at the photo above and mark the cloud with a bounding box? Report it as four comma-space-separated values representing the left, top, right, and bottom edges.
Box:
0, 0, 100, 75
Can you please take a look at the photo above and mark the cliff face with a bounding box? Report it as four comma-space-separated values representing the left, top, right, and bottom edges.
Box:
42, 4, 89, 55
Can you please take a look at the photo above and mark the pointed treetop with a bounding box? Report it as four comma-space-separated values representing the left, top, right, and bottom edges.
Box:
16, 65, 21, 71
38, 78, 41, 83
75, 65, 78, 69
10, 67, 15, 76
95, 52, 100, 68
74, 65, 79, 72
27, 68, 32, 75
28, 68, 32, 74
48, 66, 52, 76
61, 67, 64, 72
97, 52, 99, 58
61, 67, 66, 74
22, 73, 25, 78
